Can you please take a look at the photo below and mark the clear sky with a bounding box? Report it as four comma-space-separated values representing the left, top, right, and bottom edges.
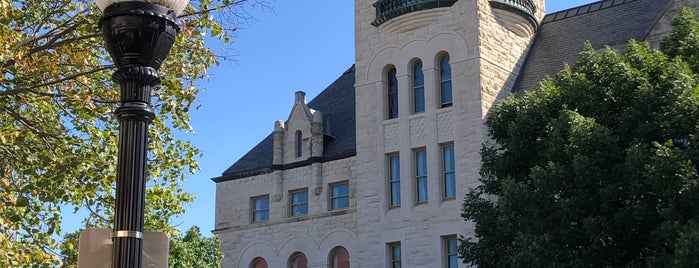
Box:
61, 0, 601, 236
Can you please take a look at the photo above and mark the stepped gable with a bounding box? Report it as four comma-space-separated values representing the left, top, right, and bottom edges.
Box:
214, 65, 356, 182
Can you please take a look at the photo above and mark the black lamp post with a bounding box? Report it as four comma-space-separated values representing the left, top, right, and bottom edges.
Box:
96, 0, 189, 267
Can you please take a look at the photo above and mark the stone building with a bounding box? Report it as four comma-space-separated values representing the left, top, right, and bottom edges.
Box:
212, 0, 698, 267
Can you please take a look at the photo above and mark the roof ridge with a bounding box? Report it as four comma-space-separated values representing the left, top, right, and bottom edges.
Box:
343, 64, 356, 74
543, 0, 637, 23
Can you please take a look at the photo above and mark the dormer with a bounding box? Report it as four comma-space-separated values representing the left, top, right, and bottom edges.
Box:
273, 91, 324, 165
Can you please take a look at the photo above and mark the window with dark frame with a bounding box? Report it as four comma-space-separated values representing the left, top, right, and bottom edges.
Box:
413, 61, 425, 114
442, 144, 456, 199
289, 252, 308, 268
296, 130, 303, 158
415, 149, 428, 203
439, 54, 452, 108
251, 257, 268, 268
330, 247, 350, 268
388, 154, 401, 207
330, 182, 350, 210
251, 195, 270, 222
289, 189, 308, 217
387, 67, 399, 119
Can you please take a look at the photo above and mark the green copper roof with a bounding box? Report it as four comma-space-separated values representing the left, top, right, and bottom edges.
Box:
489, 0, 538, 30
371, 0, 458, 27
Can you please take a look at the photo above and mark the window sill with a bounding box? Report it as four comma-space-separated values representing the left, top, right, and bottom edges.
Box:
383, 117, 400, 123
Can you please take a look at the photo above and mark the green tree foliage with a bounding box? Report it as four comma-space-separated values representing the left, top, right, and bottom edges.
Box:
59, 231, 78, 268
169, 226, 222, 268
0, 0, 255, 265
461, 7, 699, 267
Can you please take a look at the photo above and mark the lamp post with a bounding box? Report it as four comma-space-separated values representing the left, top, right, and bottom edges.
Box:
95, 0, 189, 267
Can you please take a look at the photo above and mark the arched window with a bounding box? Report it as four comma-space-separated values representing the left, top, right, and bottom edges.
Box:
329, 247, 350, 268
438, 54, 452, 108
251, 257, 268, 268
386, 66, 398, 119
289, 252, 308, 268
296, 130, 303, 158
412, 60, 425, 113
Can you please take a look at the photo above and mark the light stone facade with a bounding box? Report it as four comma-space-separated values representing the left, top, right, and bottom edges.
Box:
352, 0, 543, 266
215, 1, 543, 266
215, 156, 357, 268
214, 0, 697, 267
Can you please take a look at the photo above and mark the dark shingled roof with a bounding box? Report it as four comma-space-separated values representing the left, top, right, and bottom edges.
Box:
514, 0, 672, 93
214, 65, 356, 182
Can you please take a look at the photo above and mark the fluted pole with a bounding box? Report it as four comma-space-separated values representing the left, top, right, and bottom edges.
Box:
111, 66, 159, 268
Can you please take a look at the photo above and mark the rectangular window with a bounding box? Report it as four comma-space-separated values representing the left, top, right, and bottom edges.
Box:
439, 55, 453, 108
330, 182, 350, 210
413, 61, 425, 114
387, 67, 399, 119
251, 195, 269, 223
388, 154, 401, 207
442, 144, 456, 199
289, 189, 308, 217
388, 242, 401, 268
414, 149, 428, 203
444, 236, 458, 268
296, 131, 303, 158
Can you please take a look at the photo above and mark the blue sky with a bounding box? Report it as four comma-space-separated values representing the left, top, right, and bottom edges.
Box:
61, 0, 601, 236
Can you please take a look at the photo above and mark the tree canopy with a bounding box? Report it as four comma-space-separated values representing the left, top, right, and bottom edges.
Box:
169, 226, 222, 268
0, 0, 256, 265
460, 7, 699, 267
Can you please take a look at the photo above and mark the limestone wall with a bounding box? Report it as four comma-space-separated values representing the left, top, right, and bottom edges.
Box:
352, 0, 541, 266
214, 157, 357, 267
646, 0, 699, 47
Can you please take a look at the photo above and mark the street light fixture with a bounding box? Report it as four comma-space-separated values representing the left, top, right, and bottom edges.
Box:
95, 0, 189, 267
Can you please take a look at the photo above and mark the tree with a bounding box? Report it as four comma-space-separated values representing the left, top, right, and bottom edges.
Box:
0, 0, 258, 265
59, 231, 79, 268
460, 7, 699, 267
169, 226, 222, 268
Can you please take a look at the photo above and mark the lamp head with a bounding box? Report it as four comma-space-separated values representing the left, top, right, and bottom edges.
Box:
96, 0, 190, 16
98, 0, 190, 69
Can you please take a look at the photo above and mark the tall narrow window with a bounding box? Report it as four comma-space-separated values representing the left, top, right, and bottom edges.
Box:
388, 154, 401, 207
330, 182, 350, 210
388, 242, 401, 268
289, 252, 308, 268
415, 149, 428, 203
289, 189, 308, 216
444, 236, 458, 268
387, 67, 399, 119
442, 144, 456, 199
413, 61, 425, 113
296, 130, 303, 158
439, 54, 452, 108
251, 195, 269, 222
330, 247, 350, 268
